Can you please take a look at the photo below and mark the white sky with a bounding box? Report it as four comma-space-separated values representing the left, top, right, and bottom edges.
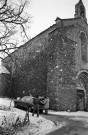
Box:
1, 0, 88, 63
28, 0, 88, 38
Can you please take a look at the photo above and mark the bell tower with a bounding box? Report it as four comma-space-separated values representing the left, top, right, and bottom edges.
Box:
74, 0, 87, 23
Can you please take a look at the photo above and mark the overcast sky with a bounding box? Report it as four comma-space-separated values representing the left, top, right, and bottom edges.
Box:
28, 0, 88, 38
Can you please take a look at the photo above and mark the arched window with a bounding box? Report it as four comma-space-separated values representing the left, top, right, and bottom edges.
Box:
80, 5, 85, 17
80, 32, 87, 62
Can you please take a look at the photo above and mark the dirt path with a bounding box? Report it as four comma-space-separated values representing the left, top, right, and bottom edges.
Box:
42, 113, 88, 135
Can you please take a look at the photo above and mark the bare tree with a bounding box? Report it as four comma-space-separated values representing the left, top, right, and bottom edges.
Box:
0, 0, 31, 59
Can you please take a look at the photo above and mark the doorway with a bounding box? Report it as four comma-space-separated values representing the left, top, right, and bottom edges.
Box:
76, 89, 85, 111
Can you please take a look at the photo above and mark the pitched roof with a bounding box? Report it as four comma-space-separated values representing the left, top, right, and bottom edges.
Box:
0, 65, 10, 74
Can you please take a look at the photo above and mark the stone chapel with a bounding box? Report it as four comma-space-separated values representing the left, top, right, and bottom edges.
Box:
1, 0, 88, 111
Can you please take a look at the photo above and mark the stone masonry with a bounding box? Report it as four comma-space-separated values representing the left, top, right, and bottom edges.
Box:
47, 29, 76, 111
1, 0, 88, 111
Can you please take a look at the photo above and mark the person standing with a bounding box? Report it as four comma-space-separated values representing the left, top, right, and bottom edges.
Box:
32, 95, 40, 117
44, 96, 50, 115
